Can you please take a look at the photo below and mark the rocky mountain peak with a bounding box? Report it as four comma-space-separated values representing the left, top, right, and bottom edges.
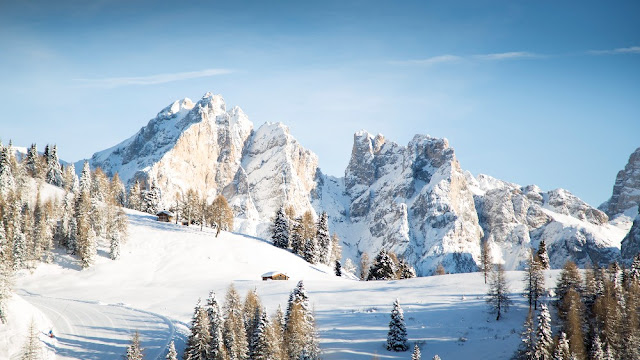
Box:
601, 147, 640, 218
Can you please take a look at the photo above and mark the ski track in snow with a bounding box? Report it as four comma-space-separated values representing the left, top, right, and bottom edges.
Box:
17, 290, 175, 360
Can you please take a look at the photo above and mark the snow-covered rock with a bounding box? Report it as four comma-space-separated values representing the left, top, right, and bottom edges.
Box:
600, 147, 640, 219
621, 208, 640, 261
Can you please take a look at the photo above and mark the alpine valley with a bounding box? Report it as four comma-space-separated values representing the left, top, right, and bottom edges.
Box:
81, 92, 639, 276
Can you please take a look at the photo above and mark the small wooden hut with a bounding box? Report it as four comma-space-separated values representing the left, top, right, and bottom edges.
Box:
156, 210, 175, 223
261, 271, 289, 281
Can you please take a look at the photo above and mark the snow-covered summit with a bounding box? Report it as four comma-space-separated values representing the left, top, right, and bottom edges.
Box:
600, 146, 640, 219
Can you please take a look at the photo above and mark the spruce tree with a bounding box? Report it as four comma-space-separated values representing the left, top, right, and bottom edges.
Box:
590, 334, 604, 360
368, 249, 396, 281
272, 207, 291, 249
386, 299, 408, 352
315, 212, 331, 265
24, 144, 38, 178
166, 341, 178, 360
0, 144, 15, 197
411, 344, 421, 360
303, 236, 319, 264
513, 309, 535, 360
205, 292, 225, 360
397, 258, 417, 279
284, 281, 318, 360
20, 319, 42, 360
128, 180, 143, 211
552, 332, 571, 360
556, 261, 582, 322
537, 240, 550, 270
487, 263, 511, 321
243, 289, 263, 356
184, 300, 212, 360
524, 250, 545, 310
126, 331, 144, 360
334, 260, 342, 277
79, 161, 92, 195
290, 217, 304, 256
12, 231, 26, 271
251, 310, 281, 360
45, 144, 63, 187
223, 285, 248, 360
534, 305, 553, 360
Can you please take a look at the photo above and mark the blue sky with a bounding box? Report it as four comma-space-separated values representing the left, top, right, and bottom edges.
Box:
0, 0, 638, 207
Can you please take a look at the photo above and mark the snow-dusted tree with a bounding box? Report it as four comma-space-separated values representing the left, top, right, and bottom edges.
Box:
45, 144, 63, 187
360, 252, 370, 280
205, 292, 226, 360
128, 180, 143, 212
537, 240, 550, 270
590, 334, 604, 360
300, 210, 316, 243
315, 212, 331, 265
243, 288, 263, 354
552, 332, 571, 360
272, 207, 290, 249
303, 236, 319, 264
330, 233, 342, 265
513, 309, 535, 360
534, 305, 553, 360
621, 281, 640, 360
110, 172, 127, 207
78, 161, 92, 195
386, 299, 408, 352
563, 288, 585, 360
334, 260, 342, 277
290, 217, 304, 256
284, 281, 318, 359
343, 258, 357, 278
480, 240, 492, 284
487, 264, 511, 321
166, 341, 178, 360
411, 344, 421, 360
126, 331, 144, 360
524, 250, 545, 310
397, 258, 417, 279
184, 300, 212, 360
556, 261, 582, 322
75, 189, 96, 268
629, 254, 640, 284
142, 182, 161, 214
62, 163, 79, 193
23, 144, 39, 178
20, 319, 42, 360
223, 285, 248, 360
208, 194, 233, 236
12, 231, 26, 271
0, 145, 15, 196
251, 310, 282, 360
368, 249, 397, 281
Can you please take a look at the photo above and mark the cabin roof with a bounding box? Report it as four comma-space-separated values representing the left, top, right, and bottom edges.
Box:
261, 271, 287, 277
156, 210, 175, 217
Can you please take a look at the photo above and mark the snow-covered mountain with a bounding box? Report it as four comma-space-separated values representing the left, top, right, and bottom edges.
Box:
600, 147, 640, 219
83, 92, 632, 274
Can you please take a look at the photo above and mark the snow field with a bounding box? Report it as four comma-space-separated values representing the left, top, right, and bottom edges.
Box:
15, 209, 562, 359
1, 294, 56, 360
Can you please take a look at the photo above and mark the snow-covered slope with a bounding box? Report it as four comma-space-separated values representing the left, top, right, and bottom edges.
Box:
15, 208, 560, 360
82, 91, 632, 274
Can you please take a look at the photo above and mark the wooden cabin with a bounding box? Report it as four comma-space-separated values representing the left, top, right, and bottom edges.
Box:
156, 210, 175, 223
261, 271, 289, 281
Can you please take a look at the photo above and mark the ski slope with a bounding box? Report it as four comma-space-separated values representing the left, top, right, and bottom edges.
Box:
12, 209, 561, 359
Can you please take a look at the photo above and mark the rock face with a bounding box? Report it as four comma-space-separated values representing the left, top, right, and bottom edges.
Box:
85, 91, 633, 274
621, 208, 640, 261
600, 147, 640, 218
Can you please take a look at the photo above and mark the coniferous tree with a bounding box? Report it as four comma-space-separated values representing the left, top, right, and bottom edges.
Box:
284, 281, 318, 360
360, 252, 370, 280
563, 288, 585, 360
534, 305, 553, 360
303, 236, 319, 264
20, 319, 42, 360
128, 180, 143, 212
205, 292, 225, 360
537, 240, 550, 270
184, 300, 212, 360
343, 258, 357, 278
514, 308, 535, 360
589, 334, 604, 360
208, 194, 233, 236
12, 231, 26, 271
63, 163, 79, 193
524, 250, 545, 310
243, 288, 263, 355
315, 212, 331, 265
334, 260, 342, 277
110, 172, 127, 207
411, 344, 421, 360
24, 144, 38, 178
553, 332, 571, 360
0, 144, 16, 197
126, 331, 144, 360
386, 299, 408, 352
397, 258, 417, 279
223, 285, 248, 360
251, 310, 283, 360
79, 161, 92, 195
330, 233, 342, 265
142, 181, 161, 214
435, 264, 446, 276
556, 261, 582, 322
290, 216, 304, 256
621, 281, 640, 360
166, 341, 178, 360
368, 249, 396, 281
272, 207, 291, 249
487, 264, 511, 321
45, 144, 63, 187
481, 239, 492, 284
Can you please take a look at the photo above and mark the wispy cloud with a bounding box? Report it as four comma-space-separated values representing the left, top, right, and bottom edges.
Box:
588, 46, 640, 55
74, 68, 234, 88
391, 51, 540, 66
472, 51, 539, 60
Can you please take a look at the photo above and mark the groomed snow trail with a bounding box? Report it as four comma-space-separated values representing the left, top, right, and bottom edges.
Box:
18, 291, 174, 360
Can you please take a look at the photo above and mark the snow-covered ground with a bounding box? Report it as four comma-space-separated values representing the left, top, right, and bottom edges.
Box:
11, 209, 561, 359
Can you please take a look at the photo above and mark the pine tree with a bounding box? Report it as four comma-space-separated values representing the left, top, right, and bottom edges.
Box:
128, 180, 143, 212
63, 163, 79, 193
223, 285, 248, 360
205, 292, 225, 360
552, 332, 571, 360
315, 212, 331, 265
524, 250, 545, 310
12, 231, 26, 271
24, 144, 38, 178
368, 249, 396, 281
537, 240, 550, 270
514, 309, 535, 360
411, 344, 421, 360
290, 216, 304, 256
166, 341, 178, 360
20, 319, 42, 360
590, 334, 604, 360
110, 172, 127, 207
334, 260, 342, 277
534, 305, 553, 360
0, 145, 15, 197
621, 282, 640, 360
244, 288, 263, 356
397, 258, 417, 279
386, 299, 408, 352
272, 207, 291, 249
487, 263, 511, 321
303, 236, 319, 264
45, 144, 63, 187
79, 161, 92, 195
284, 281, 318, 360
184, 300, 212, 360
481, 239, 492, 284
126, 331, 144, 360
251, 310, 280, 360
330, 233, 342, 265
142, 182, 161, 214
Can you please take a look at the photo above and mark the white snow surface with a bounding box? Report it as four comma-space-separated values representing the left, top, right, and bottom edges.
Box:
10, 209, 562, 360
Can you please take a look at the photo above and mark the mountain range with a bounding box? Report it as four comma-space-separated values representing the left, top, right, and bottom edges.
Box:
79, 92, 640, 275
